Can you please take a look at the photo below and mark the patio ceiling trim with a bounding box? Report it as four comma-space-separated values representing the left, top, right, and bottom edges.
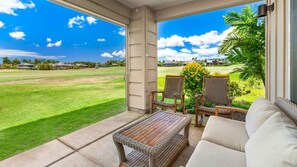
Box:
50, 0, 130, 26
155, 0, 262, 22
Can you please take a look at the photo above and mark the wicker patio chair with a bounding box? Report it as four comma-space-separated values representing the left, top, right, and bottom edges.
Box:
151, 75, 185, 114
195, 76, 233, 126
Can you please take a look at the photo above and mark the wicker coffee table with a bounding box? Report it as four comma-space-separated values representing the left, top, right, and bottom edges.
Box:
113, 111, 191, 167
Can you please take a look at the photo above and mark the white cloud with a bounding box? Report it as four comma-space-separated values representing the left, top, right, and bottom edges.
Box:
184, 27, 235, 46
33, 43, 39, 47
68, 16, 85, 28
180, 48, 191, 53
157, 27, 235, 49
158, 48, 198, 61
0, 0, 35, 16
101, 49, 125, 58
158, 47, 226, 61
9, 31, 25, 40
156, 27, 235, 60
118, 28, 125, 36
0, 21, 4, 28
112, 49, 125, 58
101, 53, 113, 58
0, 49, 65, 59
158, 35, 185, 48
46, 38, 52, 42
86, 16, 96, 25
192, 47, 218, 55
97, 38, 106, 42
47, 40, 62, 47
68, 16, 98, 28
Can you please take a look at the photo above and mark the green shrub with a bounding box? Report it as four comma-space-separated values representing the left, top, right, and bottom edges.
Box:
230, 81, 250, 99
232, 100, 251, 109
185, 97, 195, 114
180, 62, 210, 96
230, 81, 243, 98
0, 64, 16, 69
73, 66, 80, 69
181, 62, 209, 114
37, 64, 53, 70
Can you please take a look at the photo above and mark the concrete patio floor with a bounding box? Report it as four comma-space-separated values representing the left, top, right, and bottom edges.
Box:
0, 111, 204, 167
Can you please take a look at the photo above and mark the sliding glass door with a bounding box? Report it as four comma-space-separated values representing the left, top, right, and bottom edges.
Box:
290, 0, 297, 103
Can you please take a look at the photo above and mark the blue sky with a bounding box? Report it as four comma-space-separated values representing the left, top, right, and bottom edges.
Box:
0, 0, 263, 63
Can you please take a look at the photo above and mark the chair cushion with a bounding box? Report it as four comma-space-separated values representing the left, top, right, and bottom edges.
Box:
202, 116, 248, 152
198, 106, 230, 114
245, 98, 279, 137
186, 140, 246, 167
245, 112, 297, 167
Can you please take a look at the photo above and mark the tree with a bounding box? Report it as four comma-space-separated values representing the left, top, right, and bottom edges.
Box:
11, 58, 20, 65
218, 6, 265, 85
33, 58, 41, 65
2, 57, 11, 64
21, 59, 28, 63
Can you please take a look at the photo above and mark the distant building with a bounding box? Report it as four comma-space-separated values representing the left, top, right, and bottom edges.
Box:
205, 60, 213, 66
75, 64, 88, 68
17, 63, 35, 69
163, 61, 180, 67
52, 62, 74, 70
205, 59, 224, 66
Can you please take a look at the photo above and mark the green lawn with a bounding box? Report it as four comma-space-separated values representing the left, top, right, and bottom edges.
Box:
0, 68, 126, 160
0, 65, 264, 160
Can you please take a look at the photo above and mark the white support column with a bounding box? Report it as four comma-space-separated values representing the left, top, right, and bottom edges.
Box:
127, 6, 157, 113
266, 0, 289, 102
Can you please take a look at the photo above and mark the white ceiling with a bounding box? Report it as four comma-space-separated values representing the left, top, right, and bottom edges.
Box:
116, 0, 194, 10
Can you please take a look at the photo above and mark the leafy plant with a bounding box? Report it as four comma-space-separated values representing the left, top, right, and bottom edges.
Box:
218, 6, 265, 85
181, 62, 209, 114
230, 81, 250, 99
185, 97, 196, 114
73, 65, 81, 69
180, 62, 210, 96
0, 64, 15, 69
37, 64, 53, 70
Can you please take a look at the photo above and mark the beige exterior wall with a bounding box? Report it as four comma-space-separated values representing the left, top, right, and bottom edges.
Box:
155, 0, 261, 21
266, 0, 290, 102
127, 6, 158, 112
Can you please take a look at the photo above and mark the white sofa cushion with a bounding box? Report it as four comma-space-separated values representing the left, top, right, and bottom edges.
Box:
245, 97, 279, 137
201, 116, 248, 152
186, 140, 246, 167
245, 112, 297, 167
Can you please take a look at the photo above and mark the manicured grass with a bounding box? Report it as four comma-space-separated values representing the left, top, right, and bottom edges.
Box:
0, 98, 125, 160
0, 72, 125, 130
0, 68, 125, 82
0, 68, 126, 160
0, 65, 264, 160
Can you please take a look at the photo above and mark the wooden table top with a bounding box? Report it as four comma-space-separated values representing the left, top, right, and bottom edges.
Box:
119, 111, 190, 147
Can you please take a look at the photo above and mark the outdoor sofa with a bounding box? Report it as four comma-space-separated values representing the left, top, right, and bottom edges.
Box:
186, 97, 297, 167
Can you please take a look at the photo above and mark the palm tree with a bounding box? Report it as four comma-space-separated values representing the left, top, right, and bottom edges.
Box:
33, 58, 41, 65
11, 58, 20, 65
218, 5, 265, 85
21, 59, 28, 63
2, 57, 11, 64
